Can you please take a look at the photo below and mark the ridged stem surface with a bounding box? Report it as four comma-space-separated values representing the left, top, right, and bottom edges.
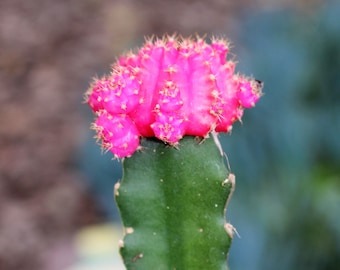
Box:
115, 136, 233, 270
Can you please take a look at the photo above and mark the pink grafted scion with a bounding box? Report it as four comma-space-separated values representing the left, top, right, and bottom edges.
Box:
86, 35, 263, 157
93, 112, 140, 158
151, 112, 186, 144
157, 81, 184, 113
236, 77, 262, 108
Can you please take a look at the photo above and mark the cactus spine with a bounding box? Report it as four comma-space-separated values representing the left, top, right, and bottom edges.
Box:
115, 135, 234, 270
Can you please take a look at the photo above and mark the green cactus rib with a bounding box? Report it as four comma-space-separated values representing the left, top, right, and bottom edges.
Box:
115, 135, 233, 270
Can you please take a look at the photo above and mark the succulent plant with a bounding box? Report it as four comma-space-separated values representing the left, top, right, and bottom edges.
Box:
85, 35, 262, 269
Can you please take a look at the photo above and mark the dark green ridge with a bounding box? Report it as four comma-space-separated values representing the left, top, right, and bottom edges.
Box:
115, 136, 233, 270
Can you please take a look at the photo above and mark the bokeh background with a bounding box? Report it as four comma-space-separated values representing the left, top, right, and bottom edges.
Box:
1, 0, 339, 269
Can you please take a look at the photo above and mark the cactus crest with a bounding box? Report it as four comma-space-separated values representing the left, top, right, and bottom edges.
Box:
85, 35, 262, 158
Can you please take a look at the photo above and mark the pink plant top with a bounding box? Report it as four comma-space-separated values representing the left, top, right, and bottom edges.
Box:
85, 35, 263, 158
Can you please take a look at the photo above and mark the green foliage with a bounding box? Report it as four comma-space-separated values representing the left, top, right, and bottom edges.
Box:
115, 136, 233, 270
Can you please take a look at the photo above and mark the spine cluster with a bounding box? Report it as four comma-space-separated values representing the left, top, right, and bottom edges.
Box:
85, 35, 262, 158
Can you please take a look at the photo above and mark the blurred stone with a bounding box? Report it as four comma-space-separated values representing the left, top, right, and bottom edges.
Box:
0, 0, 122, 269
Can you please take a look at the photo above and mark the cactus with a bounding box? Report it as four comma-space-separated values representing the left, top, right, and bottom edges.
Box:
115, 135, 233, 269
85, 35, 262, 269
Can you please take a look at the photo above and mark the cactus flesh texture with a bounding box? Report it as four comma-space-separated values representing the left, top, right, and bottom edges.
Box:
115, 135, 234, 270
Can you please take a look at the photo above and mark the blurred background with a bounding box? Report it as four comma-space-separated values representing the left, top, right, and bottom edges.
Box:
0, 0, 339, 269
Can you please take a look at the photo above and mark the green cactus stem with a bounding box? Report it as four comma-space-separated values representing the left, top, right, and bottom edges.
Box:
115, 135, 234, 270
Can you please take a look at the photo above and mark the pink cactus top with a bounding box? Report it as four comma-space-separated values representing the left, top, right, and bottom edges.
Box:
85, 35, 262, 158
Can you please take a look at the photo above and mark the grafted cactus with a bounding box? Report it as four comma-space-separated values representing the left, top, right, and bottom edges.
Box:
85, 35, 262, 269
